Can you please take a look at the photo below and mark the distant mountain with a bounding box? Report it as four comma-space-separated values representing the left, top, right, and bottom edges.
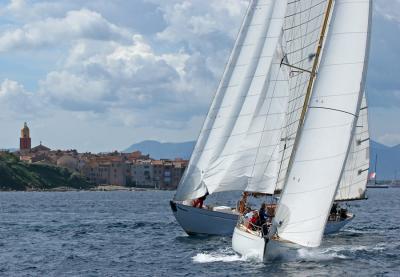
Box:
0, 148, 18, 152
370, 140, 400, 180
123, 139, 399, 180
123, 140, 195, 160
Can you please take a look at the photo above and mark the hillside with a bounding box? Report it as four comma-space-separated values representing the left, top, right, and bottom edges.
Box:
0, 153, 93, 191
123, 140, 195, 160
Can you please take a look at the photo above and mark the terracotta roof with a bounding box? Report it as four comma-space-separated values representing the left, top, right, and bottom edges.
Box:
151, 160, 163, 166
32, 144, 51, 151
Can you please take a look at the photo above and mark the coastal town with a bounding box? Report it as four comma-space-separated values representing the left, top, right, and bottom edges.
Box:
5, 122, 189, 190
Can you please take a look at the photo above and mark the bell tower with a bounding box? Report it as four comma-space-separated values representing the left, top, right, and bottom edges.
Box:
20, 122, 31, 151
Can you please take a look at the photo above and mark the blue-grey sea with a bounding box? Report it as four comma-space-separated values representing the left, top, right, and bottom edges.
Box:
0, 188, 399, 276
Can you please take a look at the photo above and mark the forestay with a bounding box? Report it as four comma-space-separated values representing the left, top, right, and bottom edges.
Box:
274, 0, 371, 247
335, 94, 370, 201
174, 0, 289, 201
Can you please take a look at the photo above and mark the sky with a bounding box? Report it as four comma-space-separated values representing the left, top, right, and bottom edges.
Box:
0, 0, 399, 152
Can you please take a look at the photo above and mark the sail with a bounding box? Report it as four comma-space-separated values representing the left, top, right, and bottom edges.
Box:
335, 94, 370, 201
274, 0, 371, 247
202, 44, 290, 195
241, 48, 290, 194
274, 0, 332, 192
174, 0, 289, 201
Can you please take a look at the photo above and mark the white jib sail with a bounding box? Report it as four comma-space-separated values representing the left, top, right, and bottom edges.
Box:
274, 0, 371, 247
174, 0, 289, 201
335, 94, 370, 201
241, 47, 290, 194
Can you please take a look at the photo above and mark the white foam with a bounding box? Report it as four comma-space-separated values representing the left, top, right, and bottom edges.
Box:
192, 252, 246, 263
191, 247, 263, 264
324, 243, 386, 254
297, 248, 347, 261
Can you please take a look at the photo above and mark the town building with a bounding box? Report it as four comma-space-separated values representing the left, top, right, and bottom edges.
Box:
20, 122, 31, 152
15, 123, 188, 189
127, 159, 154, 188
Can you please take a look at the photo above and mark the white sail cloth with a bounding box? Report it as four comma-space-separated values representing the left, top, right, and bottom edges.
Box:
274, 0, 371, 247
174, 0, 289, 201
274, 0, 331, 192
335, 94, 370, 201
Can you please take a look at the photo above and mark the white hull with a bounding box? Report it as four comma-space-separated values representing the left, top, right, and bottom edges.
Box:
232, 214, 355, 261
232, 226, 300, 261
170, 201, 354, 236
231, 226, 266, 260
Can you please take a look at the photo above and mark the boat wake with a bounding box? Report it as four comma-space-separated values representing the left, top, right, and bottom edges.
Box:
296, 248, 347, 261
192, 248, 258, 263
192, 252, 245, 263
296, 243, 386, 262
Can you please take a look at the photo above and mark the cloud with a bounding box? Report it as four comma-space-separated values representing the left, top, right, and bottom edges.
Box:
1, 0, 73, 21
0, 0, 400, 150
37, 35, 199, 128
366, 5, 400, 113
374, 0, 400, 23
369, 106, 400, 147
149, 0, 248, 41
0, 8, 131, 52
0, 79, 41, 118
0, 1, 245, 131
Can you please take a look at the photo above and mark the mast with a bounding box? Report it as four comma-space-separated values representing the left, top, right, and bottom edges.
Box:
374, 153, 378, 185
286, 0, 334, 184
274, 0, 334, 194
298, 0, 334, 130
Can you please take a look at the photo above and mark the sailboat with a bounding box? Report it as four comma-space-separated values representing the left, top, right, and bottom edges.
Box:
170, 0, 292, 236
170, 0, 370, 239
367, 154, 388, 188
232, 0, 371, 261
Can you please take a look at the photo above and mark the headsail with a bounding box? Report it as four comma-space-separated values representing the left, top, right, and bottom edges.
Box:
241, 46, 290, 194
335, 94, 370, 201
174, 0, 289, 201
274, 0, 371, 247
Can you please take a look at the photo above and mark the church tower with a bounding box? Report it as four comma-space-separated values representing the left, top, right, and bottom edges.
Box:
20, 122, 31, 151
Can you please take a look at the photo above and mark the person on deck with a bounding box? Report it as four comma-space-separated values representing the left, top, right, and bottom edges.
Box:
330, 203, 338, 220
259, 203, 269, 225
244, 208, 253, 219
192, 192, 209, 209
249, 211, 260, 231
237, 192, 249, 214
330, 203, 338, 215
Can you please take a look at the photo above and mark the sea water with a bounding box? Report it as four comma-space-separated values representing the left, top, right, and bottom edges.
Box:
0, 189, 399, 276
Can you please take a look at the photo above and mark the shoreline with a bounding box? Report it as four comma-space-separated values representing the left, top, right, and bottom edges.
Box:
0, 185, 175, 192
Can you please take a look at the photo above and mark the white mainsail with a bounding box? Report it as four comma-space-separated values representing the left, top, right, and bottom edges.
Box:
274, 0, 332, 193
335, 94, 370, 201
273, 0, 371, 247
174, 0, 289, 201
